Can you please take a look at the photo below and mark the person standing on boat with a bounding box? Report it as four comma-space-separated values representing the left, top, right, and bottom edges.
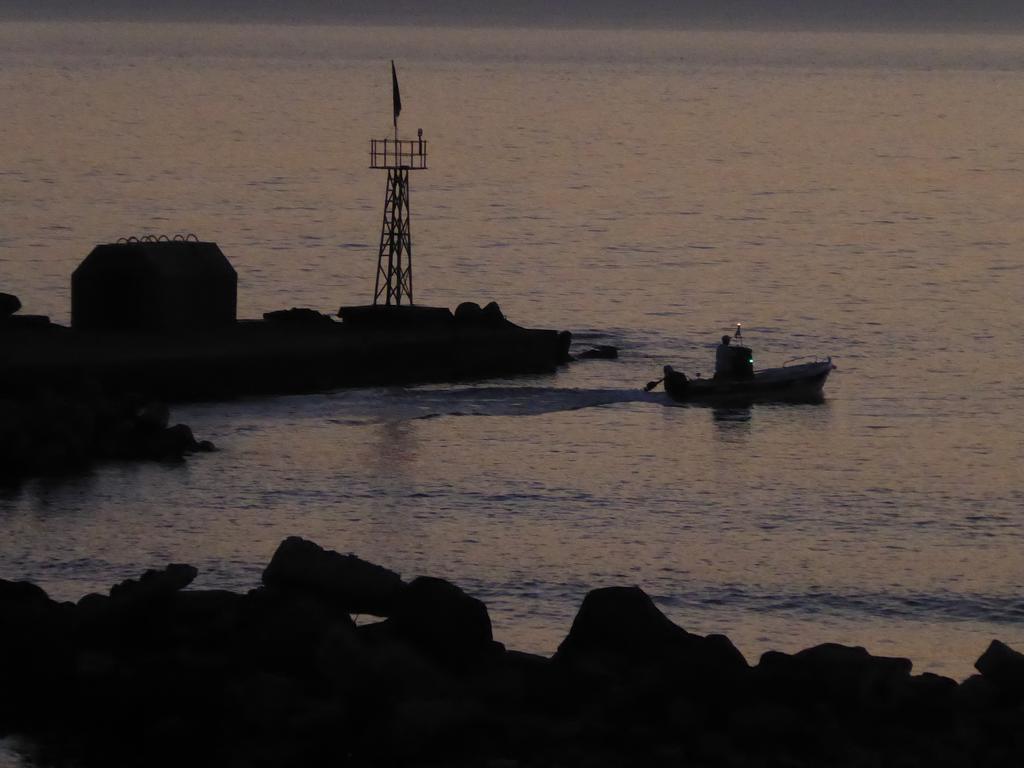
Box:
715, 335, 734, 380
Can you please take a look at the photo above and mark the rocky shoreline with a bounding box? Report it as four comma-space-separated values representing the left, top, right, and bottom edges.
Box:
0, 385, 214, 484
2, 290, 215, 481
2, 537, 1022, 767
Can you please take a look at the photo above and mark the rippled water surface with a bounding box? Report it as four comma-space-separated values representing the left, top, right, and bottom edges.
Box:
1, 22, 1022, 683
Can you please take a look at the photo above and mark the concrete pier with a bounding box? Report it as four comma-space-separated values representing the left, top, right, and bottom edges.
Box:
0, 313, 571, 400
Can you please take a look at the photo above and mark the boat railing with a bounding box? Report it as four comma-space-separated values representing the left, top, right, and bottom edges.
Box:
782, 355, 830, 367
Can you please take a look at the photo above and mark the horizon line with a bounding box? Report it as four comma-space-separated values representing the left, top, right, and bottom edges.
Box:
2, 12, 1023, 35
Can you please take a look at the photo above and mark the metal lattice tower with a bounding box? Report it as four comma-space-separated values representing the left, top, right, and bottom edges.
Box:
370, 136, 427, 306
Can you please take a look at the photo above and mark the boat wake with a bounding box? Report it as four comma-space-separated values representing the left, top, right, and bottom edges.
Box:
180, 382, 831, 431
177, 385, 670, 429
380, 385, 665, 419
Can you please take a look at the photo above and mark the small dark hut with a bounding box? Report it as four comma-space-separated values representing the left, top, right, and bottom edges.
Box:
72, 238, 237, 333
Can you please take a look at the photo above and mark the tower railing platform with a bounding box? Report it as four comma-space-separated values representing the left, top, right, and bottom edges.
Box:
370, 138, 428, 170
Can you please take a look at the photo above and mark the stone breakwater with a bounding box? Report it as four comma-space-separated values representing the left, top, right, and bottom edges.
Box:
2, 537, 1022, 767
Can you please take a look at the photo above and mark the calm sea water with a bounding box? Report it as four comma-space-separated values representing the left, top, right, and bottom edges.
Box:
1, 23, 1023, 691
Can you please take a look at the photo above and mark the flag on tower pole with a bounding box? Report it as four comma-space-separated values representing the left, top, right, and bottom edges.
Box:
391, 60, 402, 133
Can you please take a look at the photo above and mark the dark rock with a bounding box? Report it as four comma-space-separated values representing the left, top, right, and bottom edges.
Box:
1, 314, 49, 327
145, 423, 200, 459
903, 671, 958, 705
109, 564, 198, 609
0, 390, 98, 476
0, 578, 51, 608
555, 586, 747, 677
552, 586, 749, 737
726, 699, 806, 744
386, 694, 480, 759
262, 536, 405, 616
473, 649, 550, 716
135, 401, 170, 432
243, 585, 356, 679
75, 591, 113, 627
757, 643, 913, 715
556, 586, 683, 660
0, 387, 212, 482
481, 301, 505, 324
353, 622, 451, 697
455, 301, 507, 327
0, 579, 72, 644
169, 588, 245, 634
975, 639, 1024, 703
954, 673, 997, 711
263, 307, 336, 326
225, 671, 308, 731
0, 292, 21, 317
386, 576, 498, 672
0, 579, 75, 728
313, 615, 363, 685
887, 672, 959, 734
286, 699, 353, 764
577, 345, 619, 360
454, 302, 483, 321
8, 554, 1024, 768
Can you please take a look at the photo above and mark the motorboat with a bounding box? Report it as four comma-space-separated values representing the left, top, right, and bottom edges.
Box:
659, 359, 834, 403
647, 325, 835, 404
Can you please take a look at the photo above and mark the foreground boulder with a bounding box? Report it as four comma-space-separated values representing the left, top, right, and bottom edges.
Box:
0, 580, 74, 728
975, 639, 1024, 704
262, 536, 405, 616
757, 642, 914, 712
109, 563, 198, 606
2, 541, 1024, 768
551, 585, 750, 760
554, 585, 747, 680
385, 576, 498, 671
74, 564, 200, 648
0, 292, 21, 317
